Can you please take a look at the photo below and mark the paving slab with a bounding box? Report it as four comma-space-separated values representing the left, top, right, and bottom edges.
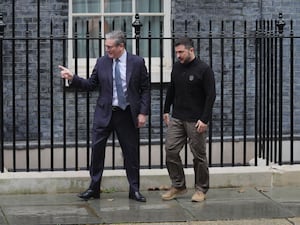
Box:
290, 217, 300, 225
110, 219, 295, 225
261, 186, 300, 203
0, 194, 98, 224
0, 187, 299, 225
257, 186, 300, 217
1, 204, 101, 225
178, 188, 294, 221
0, 214, 6, 225
88, 191, 190, 224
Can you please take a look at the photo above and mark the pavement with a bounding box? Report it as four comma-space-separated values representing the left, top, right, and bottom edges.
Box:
0, 186, 300, 225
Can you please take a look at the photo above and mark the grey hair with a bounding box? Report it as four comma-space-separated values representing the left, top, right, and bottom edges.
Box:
105, 30, 126, 46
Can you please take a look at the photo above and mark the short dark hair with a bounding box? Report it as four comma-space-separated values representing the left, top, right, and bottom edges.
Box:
174, 37, 194, 49
105, 30, 126, 46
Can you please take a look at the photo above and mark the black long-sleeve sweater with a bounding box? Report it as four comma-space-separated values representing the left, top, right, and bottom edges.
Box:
164, 57, 216, 124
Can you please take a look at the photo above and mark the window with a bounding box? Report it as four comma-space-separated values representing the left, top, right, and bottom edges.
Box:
68, 0, 171, 82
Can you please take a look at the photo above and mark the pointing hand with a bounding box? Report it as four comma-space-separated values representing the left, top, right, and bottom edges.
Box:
58, 65, 73, 80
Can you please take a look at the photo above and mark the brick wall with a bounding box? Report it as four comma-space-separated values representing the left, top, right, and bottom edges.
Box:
1, 0, 299, 143
1, 0, 70, 142
172, 0, 300, 137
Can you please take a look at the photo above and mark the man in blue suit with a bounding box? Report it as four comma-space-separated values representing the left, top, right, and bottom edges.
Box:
59, 30, 150, 202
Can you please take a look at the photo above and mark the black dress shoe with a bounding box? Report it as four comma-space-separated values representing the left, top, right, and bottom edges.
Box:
129, 191, 146, 202
78, 189, 100, 200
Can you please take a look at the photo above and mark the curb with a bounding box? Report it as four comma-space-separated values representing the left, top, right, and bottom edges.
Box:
0, 165, 299, 194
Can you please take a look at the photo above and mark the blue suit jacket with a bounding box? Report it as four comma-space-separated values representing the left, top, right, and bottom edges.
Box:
70, 52, 150, 128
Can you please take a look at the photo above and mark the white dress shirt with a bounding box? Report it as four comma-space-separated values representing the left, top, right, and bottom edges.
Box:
112, 51, 127, 107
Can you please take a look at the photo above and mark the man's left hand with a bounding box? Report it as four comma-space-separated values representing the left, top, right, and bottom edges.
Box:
137, 114, 147, 128
195, 120, 207, 133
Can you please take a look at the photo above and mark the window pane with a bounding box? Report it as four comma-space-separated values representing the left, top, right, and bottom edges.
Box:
104, 0, 131, 13
136, 0, 162, 12
139, 16, 162, 57
73, 17, 102, 58
73, 0, 101, 13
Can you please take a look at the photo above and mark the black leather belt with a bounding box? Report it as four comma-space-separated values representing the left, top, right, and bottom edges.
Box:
112, 106, 122, 111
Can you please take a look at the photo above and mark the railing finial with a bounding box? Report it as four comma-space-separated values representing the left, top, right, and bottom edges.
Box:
132, 13, 142, 38
276, 12, 285, 34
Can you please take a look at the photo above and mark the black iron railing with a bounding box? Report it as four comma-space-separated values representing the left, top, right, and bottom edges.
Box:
0, 13, 299, 172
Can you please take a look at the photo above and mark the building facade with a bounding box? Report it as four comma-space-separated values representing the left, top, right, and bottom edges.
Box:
1, 0, 300, 145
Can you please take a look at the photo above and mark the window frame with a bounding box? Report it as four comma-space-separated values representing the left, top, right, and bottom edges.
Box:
67, 0, 172, 83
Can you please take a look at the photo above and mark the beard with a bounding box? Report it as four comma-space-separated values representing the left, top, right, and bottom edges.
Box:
182, 53, 194, 65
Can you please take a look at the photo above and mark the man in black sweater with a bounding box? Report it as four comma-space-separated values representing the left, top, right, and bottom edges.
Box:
162, 37, 216, 202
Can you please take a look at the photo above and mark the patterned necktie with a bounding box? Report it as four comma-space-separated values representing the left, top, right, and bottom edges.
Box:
115, 59, 127, 110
